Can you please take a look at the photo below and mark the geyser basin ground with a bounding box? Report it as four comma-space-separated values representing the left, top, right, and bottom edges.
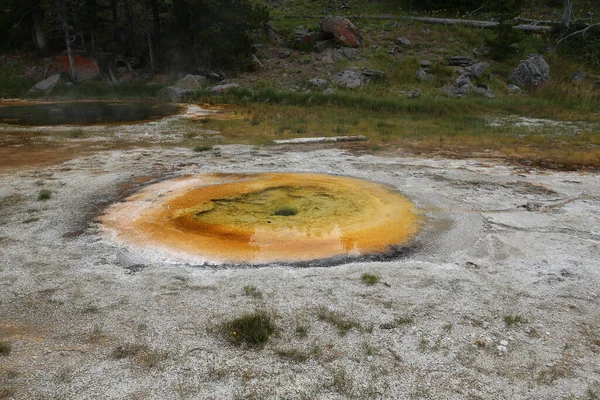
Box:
101, 172, 421, 264
0, 101, 181, 125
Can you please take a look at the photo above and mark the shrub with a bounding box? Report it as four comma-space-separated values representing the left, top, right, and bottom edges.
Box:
221, 310, 276, 346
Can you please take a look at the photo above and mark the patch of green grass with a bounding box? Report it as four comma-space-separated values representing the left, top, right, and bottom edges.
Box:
243, 284, 263, 299
331, 367, 353, 396
275, 347, 311, 363
220, 309, 276, 347
362, 340, 375, 356
193, 145, 212, 152
295, 324, 309, 338
361, 273, 380, 286
419, 337, 429, 352
317, 306, 362, 336
88, 324, 103, 344
37, 189, 52, 201
395, 316, 414, 325
443, 323, 453, 332
0, 341, 12, 356
503, 314, 528, 327
22, 217, 40, 224
0, 65, 32, 98
0, 194, 25, 209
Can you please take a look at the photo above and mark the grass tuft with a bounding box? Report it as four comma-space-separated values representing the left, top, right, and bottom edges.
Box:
317, 306, 362, 336
503, 314, 528, 327
361, 272, 380, 286
193, 145, 212, 152
37, 189, 52, 201
243, 284, 263, 299
0, 342, 12, 356
220, 309, 276, 346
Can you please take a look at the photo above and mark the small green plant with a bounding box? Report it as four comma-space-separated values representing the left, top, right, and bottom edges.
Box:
419, 337, 429, 352
221, 309, 276, 346
295, 324, 309, 338
331, 368, 353, 395
361, 273, 380, 286
112, 343, 167, 368
37, 189, 52, 201
443, 323, 453, 332
22, 217, 40, 224
88, 324, 103, 344
193, 145, 213, 152
275, 348, 311, 363
243, 284, 263, 299
504, 314, 528, 327
317, 306, 362, 336
0, 341, 12, 356
394, 316, 414, 325
362, 340, 375, 356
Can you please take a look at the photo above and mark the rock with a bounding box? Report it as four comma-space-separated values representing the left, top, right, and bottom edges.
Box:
454, 74, 472, 88
321, 16, 362, 48
507, 84, 521, 93
571, 70, 587, 84
118, 71, 139, 84
166, 86, 195, 103
448, 56, 477, 67
332, 69, 364, 88
308, 78, 328, 90
500, 340, 509, 346
483, 322, 490, 329
173, 74, 207, 90
473, 85, 495, 98
324, 88, 335, 94
49, 55, 101, 82
250, 54, 263, 71
509, 54, 550, 87
465, 62, 489, 79
264, 23, 276, 38
407, 88, 422, 98
415, 69, 433, 82
496, 345, 507, 355
293, 26, 319, 47
395, 37, 411, 46
278, 50, 292, 59
420, 60, 432, 68
25, 66, 45, 81
332, 47, 360, 61
211, 83, 240, 93
315, 40, 335, 53
29, 72, 69, 93
362, 69, 385, 79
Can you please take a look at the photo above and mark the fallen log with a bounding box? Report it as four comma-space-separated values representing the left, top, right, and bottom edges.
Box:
273, 135, 367, 145
283, 15, 553, 32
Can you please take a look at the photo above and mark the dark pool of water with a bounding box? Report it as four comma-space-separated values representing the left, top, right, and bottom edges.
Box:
0, 101, 181, 126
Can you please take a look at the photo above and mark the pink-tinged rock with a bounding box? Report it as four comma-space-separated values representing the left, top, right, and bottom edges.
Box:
321, 16, 362, 48
49, 55, 101, 82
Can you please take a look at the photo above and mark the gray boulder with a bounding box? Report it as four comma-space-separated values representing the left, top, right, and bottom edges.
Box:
465, 62, 489, 79
509, 54, 550, 87
415, 69, 433, 82
278, 50, 292, 59
166, 86, 195, 103
315, 40, 335, 53
29, 73, 69, 93
173, 74, 207, 90
448, 56, 477, 67
395, 37, 411, 46
332, 47, 360, 61
332, 70, 364, 88
211, 83, 241, 93
308, 78, 328, 90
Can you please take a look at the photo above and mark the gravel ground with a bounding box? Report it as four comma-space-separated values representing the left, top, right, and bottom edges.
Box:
1, 144, 599, 399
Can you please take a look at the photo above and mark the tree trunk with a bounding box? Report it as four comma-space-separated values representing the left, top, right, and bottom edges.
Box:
147, 33, 157, 72
112, 0, 119, 41
64, 23, 78, 83
151, 0, 161, 47
561, 0, 573, 31
124, 0, 137, 55
33, 10, 50, 56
